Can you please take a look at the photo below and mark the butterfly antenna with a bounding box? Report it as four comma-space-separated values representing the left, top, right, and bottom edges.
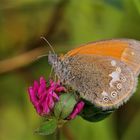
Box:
36, 54, 48, 59
32, 54, 48, 63
40, 36, 56, 54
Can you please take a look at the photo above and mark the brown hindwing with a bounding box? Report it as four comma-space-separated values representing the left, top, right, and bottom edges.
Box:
59, 54, 137, 110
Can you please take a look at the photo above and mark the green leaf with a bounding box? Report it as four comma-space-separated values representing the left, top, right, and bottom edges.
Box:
80, 102, 114, 122
54, 93, 77, 119
34, 119, 57, 135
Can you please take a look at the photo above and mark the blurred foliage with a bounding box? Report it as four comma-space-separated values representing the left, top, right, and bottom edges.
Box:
0, 0, 140, 140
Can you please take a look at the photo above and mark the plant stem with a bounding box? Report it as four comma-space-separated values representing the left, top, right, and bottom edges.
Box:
56, 128, 60, 140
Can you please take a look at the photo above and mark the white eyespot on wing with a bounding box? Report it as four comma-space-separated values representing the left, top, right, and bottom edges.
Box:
109, 71, 121, 87
101, 91, 110, 102
111, 91, 118, 98
111, 60, 116, 66
117, 83, 122, 89
103, 96, 109, 102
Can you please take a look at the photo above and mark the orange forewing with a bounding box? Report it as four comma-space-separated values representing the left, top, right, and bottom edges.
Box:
66, 40, 128, 59
64, 39, 140, 75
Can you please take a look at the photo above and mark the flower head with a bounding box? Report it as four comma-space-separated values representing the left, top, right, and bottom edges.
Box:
28, 76, 66, 116
68, 101, 85, 119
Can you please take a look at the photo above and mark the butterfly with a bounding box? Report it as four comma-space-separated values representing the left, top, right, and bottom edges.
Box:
48, 39, 140, 111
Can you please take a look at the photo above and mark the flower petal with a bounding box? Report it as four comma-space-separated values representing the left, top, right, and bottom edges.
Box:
55, 87, 66, 92
68, 101, 85, 119
38, 85, 46, 97
40, 77, 46, 85
33, 81, 39, 91
36, 104, 43, 115
52, 92, 59, 101
28, 77, 66, 116
49, 79, 56, 88
47, 95, 55, 109
42, 98, 50, 115
28, 87, 38, 106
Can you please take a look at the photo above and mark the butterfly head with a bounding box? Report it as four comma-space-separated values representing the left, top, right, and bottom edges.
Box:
48, 51, 64, 75
48, 51, 70, 83
48, 51, 59, 65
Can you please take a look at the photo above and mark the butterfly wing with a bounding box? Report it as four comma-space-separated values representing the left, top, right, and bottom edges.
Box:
60, 55, 137, 110
65, 39, 140, 76
120, 39, 140, 76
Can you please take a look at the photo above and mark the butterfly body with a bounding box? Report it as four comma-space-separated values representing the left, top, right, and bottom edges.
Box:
48, 39, 140, 110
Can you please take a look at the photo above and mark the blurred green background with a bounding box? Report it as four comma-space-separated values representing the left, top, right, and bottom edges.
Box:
0, 0, 140, 140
